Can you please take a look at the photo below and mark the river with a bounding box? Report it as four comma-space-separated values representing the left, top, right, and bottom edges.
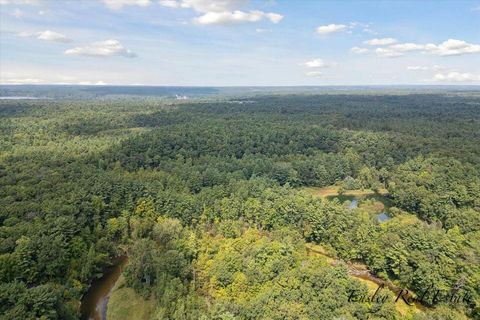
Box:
306, 245, 428, 311
80, 256, 128, 320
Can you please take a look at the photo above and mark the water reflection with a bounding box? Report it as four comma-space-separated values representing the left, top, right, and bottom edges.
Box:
327, 193, 393, 223
348, 199, 358, 209
377, 212, 391, 222
80, 256, 127, 320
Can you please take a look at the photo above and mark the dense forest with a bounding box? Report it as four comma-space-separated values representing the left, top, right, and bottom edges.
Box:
0, 90, 479, 319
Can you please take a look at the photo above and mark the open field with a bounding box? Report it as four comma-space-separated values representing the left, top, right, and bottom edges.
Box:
302, 186, 389, 198
107, 276, 155, 320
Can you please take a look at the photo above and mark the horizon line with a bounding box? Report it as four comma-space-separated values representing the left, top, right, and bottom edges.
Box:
1, 84, 480, 88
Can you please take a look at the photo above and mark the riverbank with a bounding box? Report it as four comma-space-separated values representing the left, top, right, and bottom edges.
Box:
305, 243, 426, 317
80, 256, 128, 320
106, 275, 155, 320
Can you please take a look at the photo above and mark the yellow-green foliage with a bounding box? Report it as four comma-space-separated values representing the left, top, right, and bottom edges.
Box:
191, 227, 400, 319
195, 228, 305, 302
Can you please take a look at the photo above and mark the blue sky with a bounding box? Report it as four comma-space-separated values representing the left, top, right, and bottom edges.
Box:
0, 0, 479, 85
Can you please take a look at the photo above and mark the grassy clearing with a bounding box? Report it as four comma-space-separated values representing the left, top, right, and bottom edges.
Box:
358, 200, 385, 214
305, 243, 336, 264
106, 275, 155, 320
303, 186, 389, 198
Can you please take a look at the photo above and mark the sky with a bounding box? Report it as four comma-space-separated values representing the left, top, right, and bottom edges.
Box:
0, 0, 479, 86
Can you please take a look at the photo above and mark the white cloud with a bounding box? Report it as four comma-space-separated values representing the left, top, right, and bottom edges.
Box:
64, 39, 136, 58
350, 46, 368, 54
0, 0, 39, 4
17, 30, 72, 42
37, 30, 71, 42
471, 5, 480, 11
77, 81, 108, 85
348, 21, 377, 35
364, 39, 480, 58
364, 37, 397, 46
159, 0, 282, 25
386, 39, 480, 56
375, 47, 403, 58
0, 77, 109, 85
264, 12, 282, 23
304, 58, 336, 68
407, 66, 429, 71
178, 0, 248, 12
406, 65, 445, 71
433, 72, 480, 82
362, 27, 377, 35
306, 71, 323, 77
102, 0, 150, 10
193, 10, 282, 25
389, 42, 424, 52
316, 24, 347, 35
0, 78, 44, 84
158, 0, 181, 8
423, 39, 480, 56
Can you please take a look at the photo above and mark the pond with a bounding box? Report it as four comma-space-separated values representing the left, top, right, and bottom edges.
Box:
327, 194, 392, 222
377, 212, 391, 222
348, 199, 358, 209
80, 256, 128, 320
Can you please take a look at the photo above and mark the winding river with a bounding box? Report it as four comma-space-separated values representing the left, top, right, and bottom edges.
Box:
80, 257, 128, 320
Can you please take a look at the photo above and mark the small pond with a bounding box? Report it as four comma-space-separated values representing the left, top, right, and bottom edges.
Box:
377, 212, 391, 222
348, 199, 359, 209
327, 194, 392, 222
